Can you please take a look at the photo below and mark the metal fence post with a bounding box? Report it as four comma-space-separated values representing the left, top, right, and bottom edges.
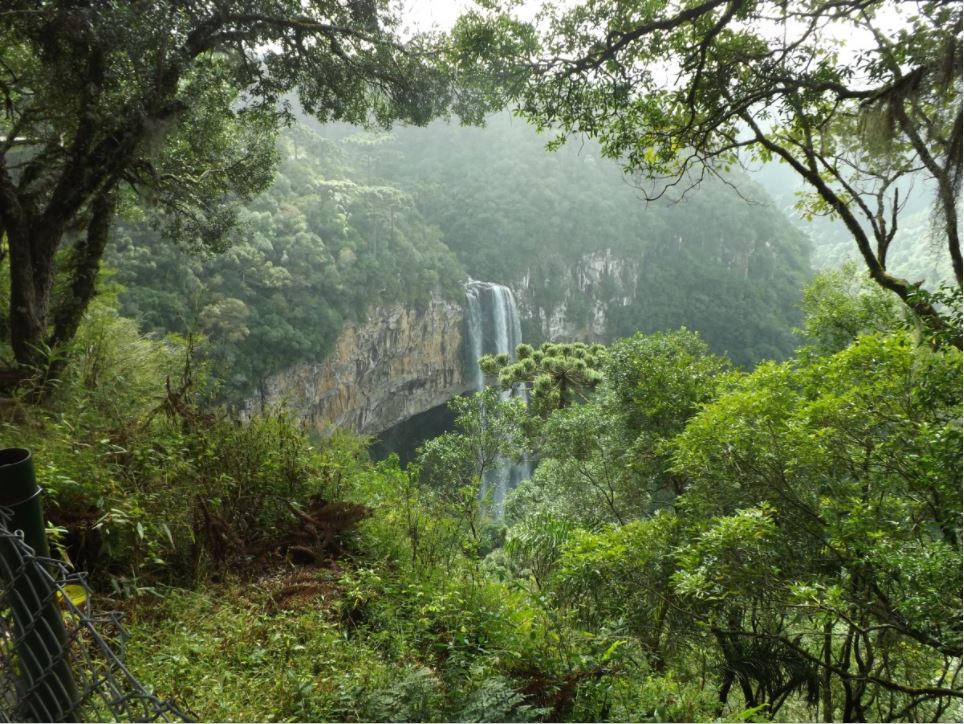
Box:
0, 448, 79, 721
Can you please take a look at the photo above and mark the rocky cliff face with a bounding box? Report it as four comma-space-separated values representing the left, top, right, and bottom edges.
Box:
248, 298, 468, 436
517, 249, 638, 343
247, 255, 631, 438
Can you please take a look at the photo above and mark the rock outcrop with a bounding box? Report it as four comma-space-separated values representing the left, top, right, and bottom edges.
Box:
246, 257, 635, 438
248, 298, 468, 436
517, 249, 638, 342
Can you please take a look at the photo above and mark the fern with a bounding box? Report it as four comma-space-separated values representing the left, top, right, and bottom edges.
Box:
362, 666, 440, 722
457, 677, 549, 723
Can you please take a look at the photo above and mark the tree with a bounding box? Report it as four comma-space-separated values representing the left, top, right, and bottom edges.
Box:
672, 332, 962, 719
505, 331, 729, 526
453, 0, 962, 345
795, 262, 903, 354
0, 0, 469, 382
416, 388, 527, 545
481, 341, 605, 415
109, 123, 464, 396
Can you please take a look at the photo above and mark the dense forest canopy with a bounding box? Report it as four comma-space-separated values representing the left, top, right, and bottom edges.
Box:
355, 115, 812, 362
0, 2, 960, 723
109, 124, 466, 391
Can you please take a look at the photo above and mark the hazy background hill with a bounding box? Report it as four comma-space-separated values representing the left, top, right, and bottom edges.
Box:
111, 113, 817, 394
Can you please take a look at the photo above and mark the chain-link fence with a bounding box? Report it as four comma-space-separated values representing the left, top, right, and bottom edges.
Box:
0, 506, 191, 722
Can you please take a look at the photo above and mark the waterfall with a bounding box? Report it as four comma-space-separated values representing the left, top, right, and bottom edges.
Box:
464, 281, 524, 366
463, 280, 531, 515
464, 284, 485, 392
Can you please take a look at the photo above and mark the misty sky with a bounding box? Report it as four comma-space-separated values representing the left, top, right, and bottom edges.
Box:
400, 0, 905, 59
402, 0, 474, 31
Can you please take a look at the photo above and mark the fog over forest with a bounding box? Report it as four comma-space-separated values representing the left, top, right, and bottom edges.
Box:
0, 2, 960, 723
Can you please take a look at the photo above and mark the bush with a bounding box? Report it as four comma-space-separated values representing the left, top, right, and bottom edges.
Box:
1, 301, 357, 591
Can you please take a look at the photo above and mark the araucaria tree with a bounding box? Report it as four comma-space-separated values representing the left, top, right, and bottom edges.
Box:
0, 1, 467, 383
454, 0, 962, 344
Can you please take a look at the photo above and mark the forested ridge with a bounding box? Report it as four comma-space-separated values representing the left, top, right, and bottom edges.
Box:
109, 124, 466, 391
112, 114, 811, 393
345, 115, 812, 363
0, 1, 960, 723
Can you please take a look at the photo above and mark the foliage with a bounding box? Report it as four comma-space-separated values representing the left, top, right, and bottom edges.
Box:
604, 329, 730, 436
0, 299, 362, 592
457, 676, 549, 723
671, 331, 962, 719
416, 388, 528, 549
7, 267, 960, 722
796, 263, 905, 354
124, 584, 440, 723
509, 402, 638, 526
3, 3, 959, 717
110, 124, 463, 394
453, 0, 962, 343
907, 280, 964, 350
498, 296, 960, 720
108, 112, 816, 398
0, 0, 468, 378
481, 341, 605, 415
507, 329, 731, 526
555, 515, 679, 656
344, 114, 812, 365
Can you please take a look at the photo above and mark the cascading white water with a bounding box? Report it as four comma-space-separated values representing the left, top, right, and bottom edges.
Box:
464, 284, 485, 391
463, 280, 531, 515
464, 281, 523, 367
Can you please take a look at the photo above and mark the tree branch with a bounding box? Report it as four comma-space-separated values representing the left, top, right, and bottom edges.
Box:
568, 0, 733, 74
740, 108, 960, 347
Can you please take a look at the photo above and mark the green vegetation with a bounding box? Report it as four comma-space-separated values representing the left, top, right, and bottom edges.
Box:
341, 115, 812, 364
4, 269, 956, 722
109, 125, 464, 392
109, 115, 812, 394
0, 298, 343, 593
454, 0, 962, 344
0, 0, 472, 380
481, 341, 606, 414
0, 2, 960, 723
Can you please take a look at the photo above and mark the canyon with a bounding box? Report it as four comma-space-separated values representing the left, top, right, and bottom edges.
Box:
247, 253, 635, 440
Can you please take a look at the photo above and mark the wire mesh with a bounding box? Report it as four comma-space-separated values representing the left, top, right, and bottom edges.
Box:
0, 506, 191, 722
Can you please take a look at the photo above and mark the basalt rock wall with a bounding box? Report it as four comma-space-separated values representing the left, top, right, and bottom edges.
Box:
248, 298, 469, 436
247, 256, 631, 438
516, 249, 638, 343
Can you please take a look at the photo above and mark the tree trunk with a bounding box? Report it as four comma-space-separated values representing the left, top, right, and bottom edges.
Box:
822, 619, 834, 722
716, 668, 735, 718
743, 112, 963, 350
6, 221, 59, 371
51, 191, 116, 348
1, 181, 118, 392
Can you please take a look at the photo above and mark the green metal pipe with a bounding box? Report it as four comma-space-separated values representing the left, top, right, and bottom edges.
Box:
0, 448, 79, 722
